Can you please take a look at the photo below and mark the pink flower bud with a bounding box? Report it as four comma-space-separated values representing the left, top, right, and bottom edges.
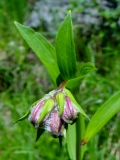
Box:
62, 96, 80, 124
29, 100, 44, 127
43, 109, 64, 138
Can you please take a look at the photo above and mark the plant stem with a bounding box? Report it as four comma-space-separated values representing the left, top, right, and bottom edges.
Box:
57, 81, 67, 90
76, 116, 81, 160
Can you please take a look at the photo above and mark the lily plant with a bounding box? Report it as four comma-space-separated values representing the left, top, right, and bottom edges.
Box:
14, 11, 120, 160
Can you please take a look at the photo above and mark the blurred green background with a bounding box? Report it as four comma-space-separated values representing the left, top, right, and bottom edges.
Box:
0, 0, 120, 160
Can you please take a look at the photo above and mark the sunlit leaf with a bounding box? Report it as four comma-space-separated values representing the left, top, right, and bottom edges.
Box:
82, 91, 120, 144
56, 11, 76, 80
14, 22, 60, 85
66, 62, 96, 88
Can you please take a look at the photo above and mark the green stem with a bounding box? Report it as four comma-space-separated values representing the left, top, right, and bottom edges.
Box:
57, 81, 67, 90
76, 116, 81, 160
76, 115, 86, 160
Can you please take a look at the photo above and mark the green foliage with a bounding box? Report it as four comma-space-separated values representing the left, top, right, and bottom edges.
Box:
56, 11, 76, 80
0, 0, 29, 43
1, 1, 120, 160
14, 12, 96, 160
66, 62, 96, 88
14, 22, 60, 85
15, 19, 95, 90
83, 91, 120, 143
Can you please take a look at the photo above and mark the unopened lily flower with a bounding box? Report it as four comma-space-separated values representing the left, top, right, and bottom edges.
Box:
15, 85, 89, 139
28, 87, 81, 137
29, 96, 55, 128
43, 108, 64, 138
29, 100, 45, 127
61, 96, 80, 124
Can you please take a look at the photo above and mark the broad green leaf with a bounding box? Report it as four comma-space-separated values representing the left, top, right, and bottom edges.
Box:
14, 110, 30, 124
67, 123, 76, 160
83, 91, 120, 144
14, 22, 60, 85
66, 62, 96, 88
56, 11, 76, 80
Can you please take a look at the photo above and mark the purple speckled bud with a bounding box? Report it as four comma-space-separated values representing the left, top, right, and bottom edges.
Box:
62, 96, 80, 124
16, 87, 87, 140
29, 100, 45, 127
43, 109, 64, 138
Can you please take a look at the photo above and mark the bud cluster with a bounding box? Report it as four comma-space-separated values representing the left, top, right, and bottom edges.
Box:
28, 88, 80, 138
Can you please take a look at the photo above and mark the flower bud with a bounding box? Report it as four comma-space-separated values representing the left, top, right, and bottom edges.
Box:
62, 96, 80, 124
64, 88, 90, 120
15, 84, 89, 140
29, 100, 45, 127
29, 98, 55, 128
43, 109, 64, 138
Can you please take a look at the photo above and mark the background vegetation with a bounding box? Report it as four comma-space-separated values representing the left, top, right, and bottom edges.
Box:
0, 0, 120, 160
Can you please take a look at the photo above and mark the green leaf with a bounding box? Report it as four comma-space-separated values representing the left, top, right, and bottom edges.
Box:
14, 22, 60, 85
79, 62, 96, 77
14, 110, 30, 124
83, 91, 120, 144
56, 11, 76, 80
35, 128, 44, 142
66, 62, 96, 88
66, 123, 76, 160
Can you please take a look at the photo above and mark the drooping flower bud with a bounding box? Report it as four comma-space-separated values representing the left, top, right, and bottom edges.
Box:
29, 100, 45, 127
62, 96, 80, 124
43, 108, 64, 138
64, 88, 90, 120
29, 97, 55, 128
15, 85, 89, 141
